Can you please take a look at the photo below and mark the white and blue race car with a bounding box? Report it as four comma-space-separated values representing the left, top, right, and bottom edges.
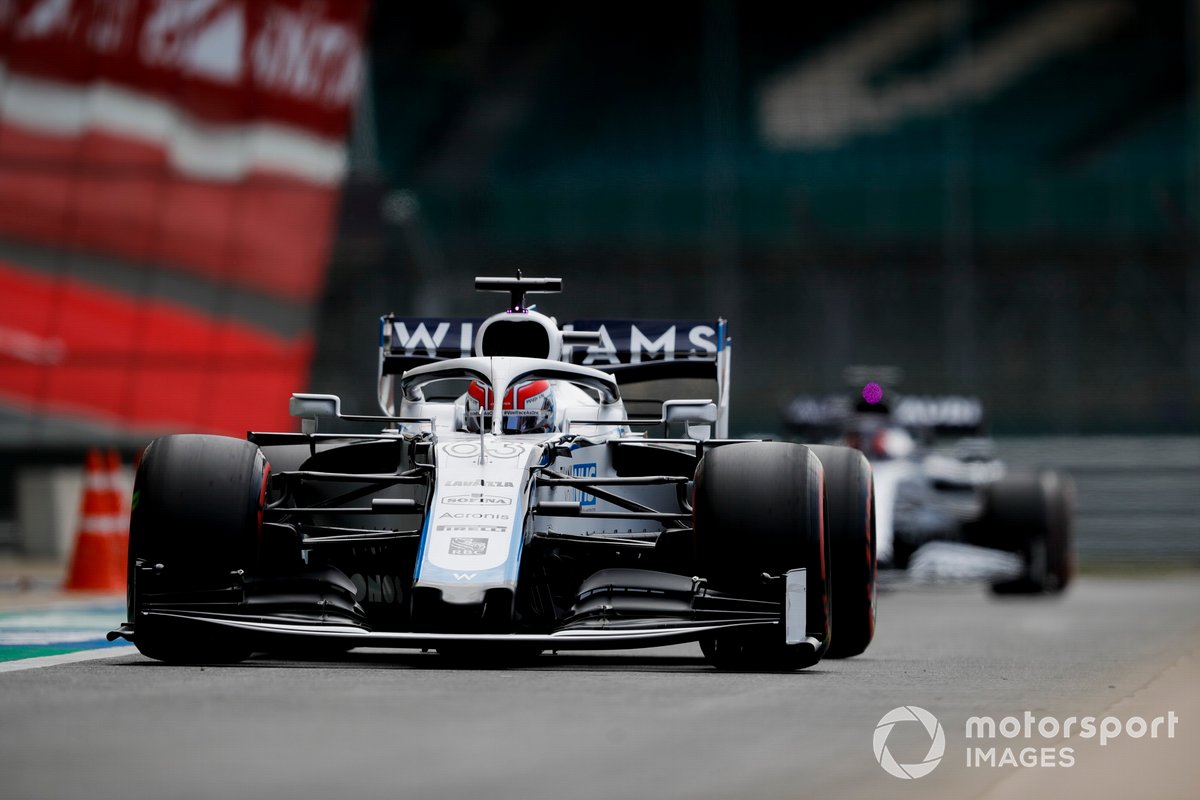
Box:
112, 276, 876, 670
784, 379, 1074, 594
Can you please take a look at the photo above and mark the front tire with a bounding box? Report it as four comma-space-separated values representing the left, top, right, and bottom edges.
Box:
128, 434, 269, 663
807, 445, 876, 658
987, 472, 1075, 595
693, 442, 829, 671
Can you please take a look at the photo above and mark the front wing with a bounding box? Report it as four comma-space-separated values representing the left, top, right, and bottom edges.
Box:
109, 570, 816, 655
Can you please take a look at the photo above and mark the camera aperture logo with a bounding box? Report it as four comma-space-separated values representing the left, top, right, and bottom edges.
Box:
874, 706, 946, 779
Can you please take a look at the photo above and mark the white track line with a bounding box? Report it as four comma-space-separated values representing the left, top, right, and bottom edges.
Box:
0, 646, 138, 674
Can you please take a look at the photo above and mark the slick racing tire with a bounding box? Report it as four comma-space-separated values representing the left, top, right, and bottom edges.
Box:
986, 471, 1075, 596
693, 442, 829, 671
806, 445, 876, 659
128, 435, 269, 664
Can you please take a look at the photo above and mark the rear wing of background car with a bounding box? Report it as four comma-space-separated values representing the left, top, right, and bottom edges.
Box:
783, 393, 986, 439
893, 395, 985, 434
378, 316, 732, 436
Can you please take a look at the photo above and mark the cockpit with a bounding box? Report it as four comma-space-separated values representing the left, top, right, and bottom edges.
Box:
395, 355, 624, 437
462, 379, 557, 435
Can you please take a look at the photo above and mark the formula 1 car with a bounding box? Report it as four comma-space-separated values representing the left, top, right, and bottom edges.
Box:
111, 276, 876, 670
784, 377, 1074, 594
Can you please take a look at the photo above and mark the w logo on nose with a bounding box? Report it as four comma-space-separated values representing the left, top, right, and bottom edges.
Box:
452, 573, 476, 581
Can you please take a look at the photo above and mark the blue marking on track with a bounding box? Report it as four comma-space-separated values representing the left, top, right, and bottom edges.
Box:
0, 602, 127, 663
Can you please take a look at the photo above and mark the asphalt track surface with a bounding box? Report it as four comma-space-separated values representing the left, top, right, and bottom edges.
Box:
1, 576, 1197, 800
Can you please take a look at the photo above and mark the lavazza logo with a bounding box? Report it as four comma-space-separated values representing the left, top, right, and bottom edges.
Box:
873, 706, 1180, 779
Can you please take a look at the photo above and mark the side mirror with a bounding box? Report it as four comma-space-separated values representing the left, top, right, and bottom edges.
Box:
289, 393, 342, 434
662, 399, 717, 424
662, 399, 717, 441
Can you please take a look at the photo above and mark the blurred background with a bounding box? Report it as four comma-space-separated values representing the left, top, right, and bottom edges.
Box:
0, 0, 1196, 566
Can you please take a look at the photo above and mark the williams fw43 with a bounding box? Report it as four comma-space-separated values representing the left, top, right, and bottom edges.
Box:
111, 276, 876, 670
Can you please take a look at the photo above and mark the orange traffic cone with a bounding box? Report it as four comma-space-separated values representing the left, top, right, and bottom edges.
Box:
64, 449, 129, 592
106, 448, 131, 525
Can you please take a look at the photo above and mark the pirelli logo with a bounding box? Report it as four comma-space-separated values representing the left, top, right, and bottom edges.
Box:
436, 524, 507, 533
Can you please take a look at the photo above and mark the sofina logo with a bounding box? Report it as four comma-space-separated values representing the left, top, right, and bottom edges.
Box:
874, 706, 946, 779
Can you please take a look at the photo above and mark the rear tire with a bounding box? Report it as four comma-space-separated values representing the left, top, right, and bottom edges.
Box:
128, 435, 269, 663
693, 442, 829, 671
987, 472, 1075, 595
807, 445, 876, 658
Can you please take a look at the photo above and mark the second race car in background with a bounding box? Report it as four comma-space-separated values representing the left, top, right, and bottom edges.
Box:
783, 368, 1074, 594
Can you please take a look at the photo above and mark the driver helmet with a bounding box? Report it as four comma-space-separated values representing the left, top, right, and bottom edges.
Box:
465, 379, 556, 434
